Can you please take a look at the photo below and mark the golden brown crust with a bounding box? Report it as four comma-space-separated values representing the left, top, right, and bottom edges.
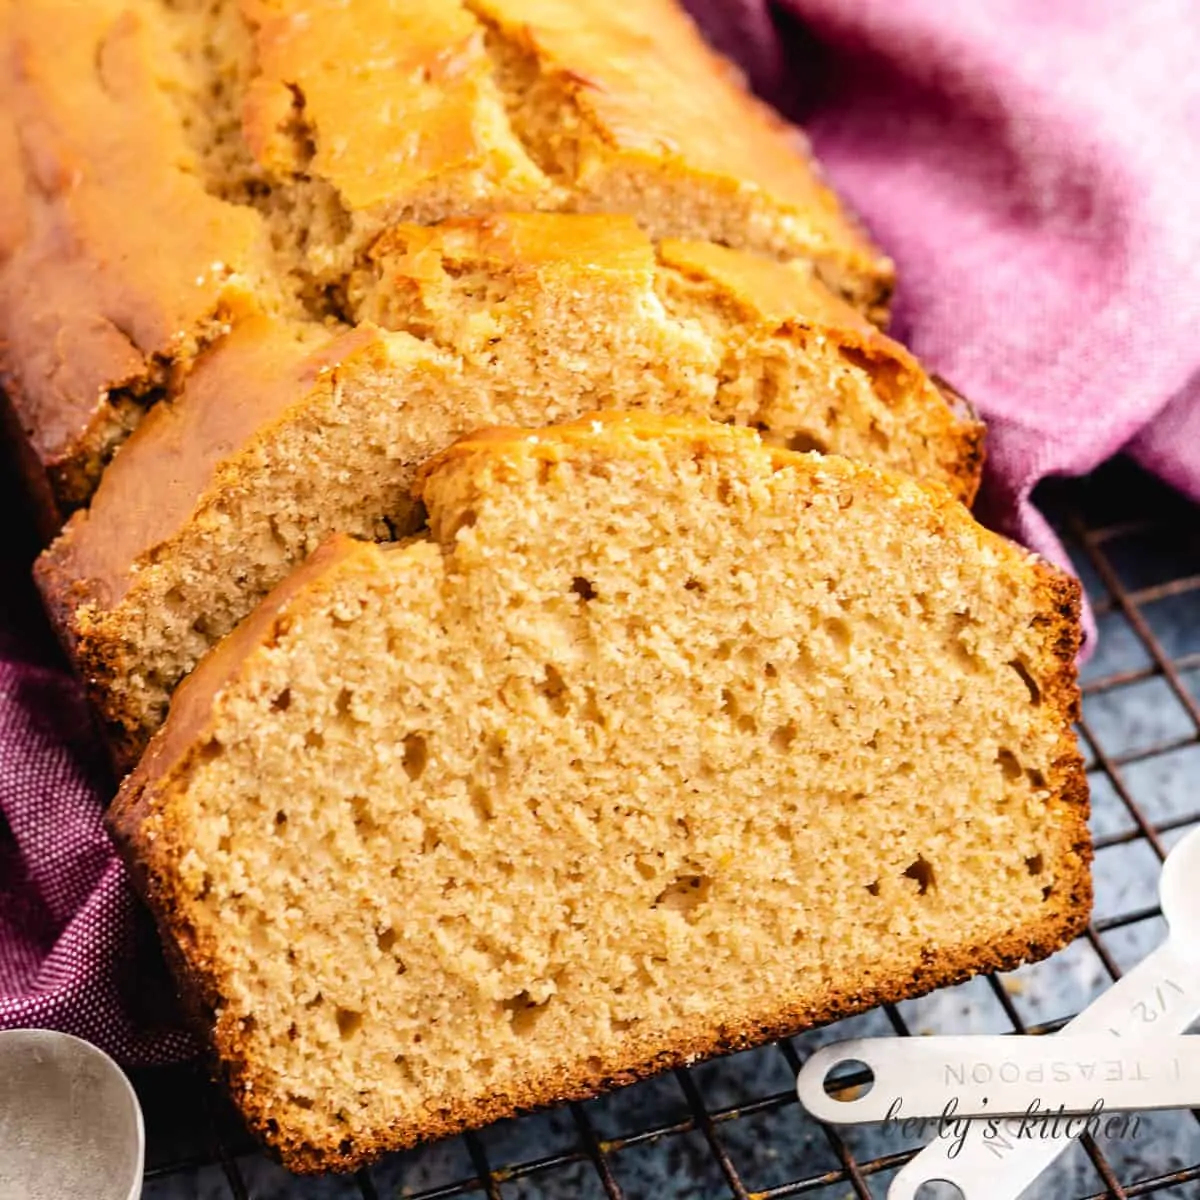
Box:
1029, 556, 1092, 922
2, 0, 891, 520
658, 238, 880, 331
0, 0, 270, 516
240, 0, 549, 213
34, 318, 379, 612
111, 416, 1089, 1174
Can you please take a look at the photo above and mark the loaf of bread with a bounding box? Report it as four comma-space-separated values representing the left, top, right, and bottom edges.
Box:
36, 213, 978, 770
0, 0, 892, 522
109, 413, 1089, 1173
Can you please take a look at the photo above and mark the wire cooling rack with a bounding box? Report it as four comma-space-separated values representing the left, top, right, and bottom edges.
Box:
134, 458, 1200, 1200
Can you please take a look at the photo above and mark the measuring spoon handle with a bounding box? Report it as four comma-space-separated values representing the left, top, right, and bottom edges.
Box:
800, 1034, 1200, 1123
888, 939, 1200, 1200
1060, 939, 1200, 1036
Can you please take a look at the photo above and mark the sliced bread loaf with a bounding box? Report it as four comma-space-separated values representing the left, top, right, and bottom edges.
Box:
37, 214, 978, 770
1, 0, 890, 522
109, 412, 1089, 1173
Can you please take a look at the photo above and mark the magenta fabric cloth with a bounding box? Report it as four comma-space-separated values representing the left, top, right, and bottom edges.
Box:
4, 1, 1200, 1065
688, 0, 1200, 566
0, 519, 196, 1063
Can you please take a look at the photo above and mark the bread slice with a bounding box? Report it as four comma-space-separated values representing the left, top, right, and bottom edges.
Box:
36, 214, 978, 770
110, 412, 1089, 1173
354, 221, 977, 488
1, 0, 890, 522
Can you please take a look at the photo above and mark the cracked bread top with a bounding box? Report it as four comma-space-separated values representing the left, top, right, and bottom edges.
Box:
0, 0, 892, 524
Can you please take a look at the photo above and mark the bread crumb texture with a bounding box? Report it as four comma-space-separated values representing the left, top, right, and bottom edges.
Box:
0, 0, 892, 513
37, 215, 977, 769
111, 415, 1089, 1174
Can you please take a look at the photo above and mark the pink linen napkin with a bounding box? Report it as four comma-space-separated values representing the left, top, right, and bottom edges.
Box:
0, 519, 196, 1061
4, 0, 1200, 1065
689, 0, 1200, 567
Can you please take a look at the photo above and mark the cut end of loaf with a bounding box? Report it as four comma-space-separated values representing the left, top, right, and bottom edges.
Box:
110, 414, 1089, 1173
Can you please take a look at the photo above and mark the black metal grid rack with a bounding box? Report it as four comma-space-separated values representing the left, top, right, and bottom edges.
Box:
133, 459, 1200, 1200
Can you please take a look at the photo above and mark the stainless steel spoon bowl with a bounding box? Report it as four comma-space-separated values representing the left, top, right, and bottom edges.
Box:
0, 1028, 144, 1200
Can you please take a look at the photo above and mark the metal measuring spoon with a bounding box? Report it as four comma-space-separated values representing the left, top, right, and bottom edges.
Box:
884, 824, 1200, 1200
0, 1029, 144, 1200
799, 1033, 1200, 1122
